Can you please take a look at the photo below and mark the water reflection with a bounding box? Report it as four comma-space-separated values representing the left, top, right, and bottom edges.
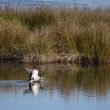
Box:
37, 64, 110, 99
0, 62, 28, 80
0, 62, 110, 100
24, 82, 45, 96
0, 80, 28, 94
76, 66, 110, 97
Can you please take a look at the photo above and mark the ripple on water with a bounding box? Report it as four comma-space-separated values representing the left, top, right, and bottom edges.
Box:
0, 80, 28, 94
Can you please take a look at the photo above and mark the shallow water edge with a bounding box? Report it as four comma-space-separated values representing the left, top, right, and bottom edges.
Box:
0, 53, 102, 67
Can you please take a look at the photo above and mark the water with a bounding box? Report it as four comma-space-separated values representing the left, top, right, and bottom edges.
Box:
0, 62, 110, 110
1, 0, 110, 8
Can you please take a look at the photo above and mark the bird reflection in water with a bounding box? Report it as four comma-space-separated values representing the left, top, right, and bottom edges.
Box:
24, 82, 45, 96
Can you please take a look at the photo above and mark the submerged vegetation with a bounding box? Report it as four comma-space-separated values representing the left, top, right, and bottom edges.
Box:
0, 7, 110, 64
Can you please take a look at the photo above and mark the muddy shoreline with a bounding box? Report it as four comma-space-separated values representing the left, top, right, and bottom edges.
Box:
0, 54, 102, 67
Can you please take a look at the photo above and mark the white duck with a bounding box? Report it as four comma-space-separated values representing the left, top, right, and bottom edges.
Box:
29, 69, 40, 82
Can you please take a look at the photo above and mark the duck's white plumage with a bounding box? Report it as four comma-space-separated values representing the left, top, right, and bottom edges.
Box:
29, 69, 40, 82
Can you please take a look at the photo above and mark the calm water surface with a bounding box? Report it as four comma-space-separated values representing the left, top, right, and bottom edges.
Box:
1, 0, 110, 8
0, 62, 110, 110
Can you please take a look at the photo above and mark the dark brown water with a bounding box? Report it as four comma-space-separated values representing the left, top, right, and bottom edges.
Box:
0, 62, 110, 110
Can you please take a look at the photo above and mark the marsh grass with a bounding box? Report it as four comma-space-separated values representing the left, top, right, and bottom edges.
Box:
73, 23, 110, 58
1, 7, 110, 60
0, 7, 58, 29
24, 7, 57, 29
26, 27, 53, 55
0, 19, 29, 54
52, 22, 79, 53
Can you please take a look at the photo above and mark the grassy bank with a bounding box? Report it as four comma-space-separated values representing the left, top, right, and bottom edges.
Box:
0, 7, 110, 64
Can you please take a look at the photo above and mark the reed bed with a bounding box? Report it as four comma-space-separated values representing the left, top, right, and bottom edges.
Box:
1, 7, 110, 62
0, 18, 29, 55
26, 27, 53, 55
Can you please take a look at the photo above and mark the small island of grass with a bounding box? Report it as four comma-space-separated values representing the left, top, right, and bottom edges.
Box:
0, 6, 110, 65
